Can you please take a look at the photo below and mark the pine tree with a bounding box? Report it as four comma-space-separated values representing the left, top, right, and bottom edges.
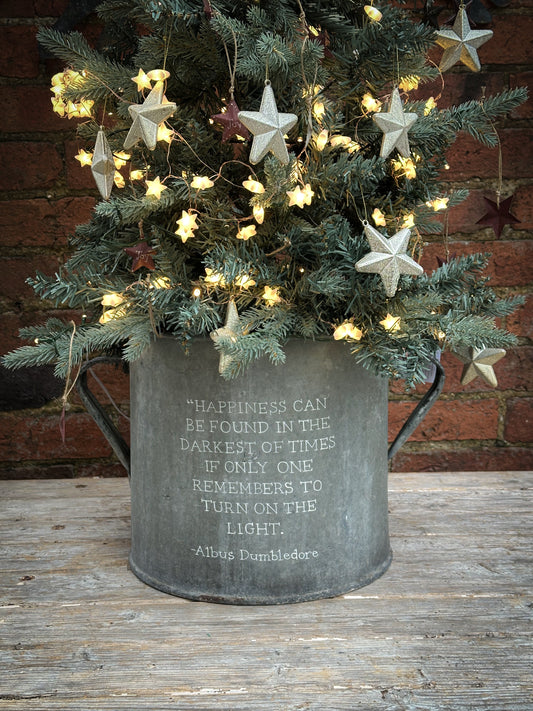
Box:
3, 0, 527, 385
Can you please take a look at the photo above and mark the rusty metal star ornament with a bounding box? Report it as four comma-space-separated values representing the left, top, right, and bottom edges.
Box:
436, 7, 493, 72
124, 81, 177, 151
210, 299, 243, 374
211, 99, 250, 143
238, 82, 298, 165
355, 222, 423, 297
372, 88, 417, 159
476, 195, 520, 238
91, 129, 115, 200
455, 346, 506, 387
124, 241, 157, 271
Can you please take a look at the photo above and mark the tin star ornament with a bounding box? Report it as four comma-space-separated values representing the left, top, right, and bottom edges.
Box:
372, 88, 417, 159
436, 6, 493, 72
210, 299, 243, 374
124, 81, 176, 151
355, 222, 423, 297
476, 195, 519, 238
91, 129, 115, 200
455, 346, 506, 387
211, 99, 250, 143
238, 81, 298, 165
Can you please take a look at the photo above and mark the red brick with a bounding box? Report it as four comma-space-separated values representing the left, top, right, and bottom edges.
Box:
504, 398, 533, 443
511, 184, 533, 230
1, 255, 62, 302
0, 142, 63, 191
4, 86, 72, 134
0, 0, 69, 16
412, 72, 507, 109
510, 72, 533, 119
445, 130, 533, 181
507, 295, 533, 339
430, 189, 524, 237
64, 139, 99, 191
388, 398, 499, 442
69, 361, 130, 408
0, 411, 111, 461
482, 15, 533, 66
390, 446, 533, 472
421, 240, 533, 287
0, 26, 39, 78
0, 197, 95, 248
0, 310, 82, 355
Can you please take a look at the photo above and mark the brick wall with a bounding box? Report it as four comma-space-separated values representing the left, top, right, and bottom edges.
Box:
0, 1, 531, 478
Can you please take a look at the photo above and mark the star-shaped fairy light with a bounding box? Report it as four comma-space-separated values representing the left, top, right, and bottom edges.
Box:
175, 210, 198, 242
124, 241, 157, 271
238, 82, 298, 164
455, 346, 506, 387
91, 130, 115, 200
355, 222, 423, 297
286, 184, 314, 208
436, 7, 493, 72
211, 99, 250, 142
145, 176, 167, 199
373, 88, 417, 159
476, 195, 519, 238
131, 68, 152, 92
75, 148, 93, 167
210, 299, 243, 374
124, 81, 177, 151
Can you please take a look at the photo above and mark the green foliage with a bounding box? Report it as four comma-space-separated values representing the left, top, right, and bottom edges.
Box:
4, 0, 527, 384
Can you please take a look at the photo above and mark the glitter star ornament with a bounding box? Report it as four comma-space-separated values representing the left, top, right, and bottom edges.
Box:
211, 99, 250, 143
124, 81, 176, 151
355, 222, 423, 297
210, 299, 243, 374
455, 346, 506, 387
238, 82, 298, 164
124, 241, 157, 271
476, 195, 519, 238
91, 130, 115, 200
372, 88, 417, 159
436, 7, 493, 72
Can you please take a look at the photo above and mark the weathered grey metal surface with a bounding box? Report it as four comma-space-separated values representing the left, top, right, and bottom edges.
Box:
128, 338, 391, 603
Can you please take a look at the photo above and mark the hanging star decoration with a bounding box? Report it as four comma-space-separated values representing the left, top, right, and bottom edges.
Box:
238, 81, 298, 164
372, 88, 417, 159
355, 222, 424, 297
476, 195, 519, 238
124, 241, 157, 271
211, 99, 250, 143
90, 129, 115, 200
436, 6, 493, 72
454, 346, 506, 387
210, 299, 243, 374
123, 81, 177, 151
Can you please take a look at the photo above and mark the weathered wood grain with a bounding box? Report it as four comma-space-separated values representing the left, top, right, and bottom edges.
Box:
0, 472, 531, 710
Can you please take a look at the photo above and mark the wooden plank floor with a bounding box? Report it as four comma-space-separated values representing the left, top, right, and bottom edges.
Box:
0, 472, 531, 710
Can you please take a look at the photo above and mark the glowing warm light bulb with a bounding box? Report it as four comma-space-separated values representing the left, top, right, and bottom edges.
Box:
391, 156, 417, 180
372, 208, 387, 227
51, 96, 66, 116
147, 69, 170, 82
398, 76, 420, 92
175, 210, 199, 242
101, 293, 124, 307
253, 205, 265, 224
312, 100, 325, 121
287, 184, 314, 208
192, 287, 202, 298
235, 274, 256, 289
131, 68, 152, 91
236, 225, 257, 241
157, 124, 174, 143
426, 197, 449, 211
75, 148, 93, 167
361, 94, 382, 113
242, 176, 265, 194
333, 321, 363, 341
145, 176, 167, 199
113, 151, 130, 169
364, 4, 382, 21
151, 275, 171, 289
114, 171, 126, 188
190, 175, 214, 190
329, 135, 352, 149
130, 169, 145, 181
315, 129, 328, 151
262, 286, 281, 306
424, 97, 437, 115
402, 213, 415, 228
380, 313, 401, 332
